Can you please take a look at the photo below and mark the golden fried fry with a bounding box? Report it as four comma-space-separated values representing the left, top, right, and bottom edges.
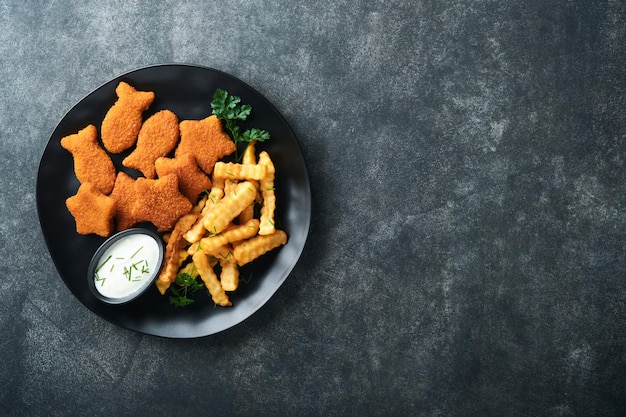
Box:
202, 181, 257, 234
201, 243, 235, 261
155, 213, 199, 295
213, 162, 267, 181
183, 185, 225, 244
233, 230, 287, 266
242, 141, 257, 164
238, 141, 258, 223
183, 221, 207, 247
191, 193, 208, 214
178, 261, 199, 278
224, 178, 239, 196
198, 219, 259, 255
238, 203, 255, 224
258, 151, 277, 235
192, 250, 231, 306
219, 258, 239, 291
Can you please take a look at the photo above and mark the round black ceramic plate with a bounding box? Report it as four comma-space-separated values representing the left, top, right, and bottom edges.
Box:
37, 64, 310, 338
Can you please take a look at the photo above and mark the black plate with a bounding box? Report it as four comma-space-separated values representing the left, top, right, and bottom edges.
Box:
36, 64, 311, 338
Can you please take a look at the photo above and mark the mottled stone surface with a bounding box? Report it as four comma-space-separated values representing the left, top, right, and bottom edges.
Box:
1, 0, 625, 416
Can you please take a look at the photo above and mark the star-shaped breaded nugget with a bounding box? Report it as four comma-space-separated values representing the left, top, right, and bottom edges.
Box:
175, 115, 236, 174
66, 183, 116, 237
154, 154, 212, 203
109, 172, 141, 231
133, 174, 193, 231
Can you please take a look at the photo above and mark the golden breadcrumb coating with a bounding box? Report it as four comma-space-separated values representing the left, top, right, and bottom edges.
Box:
101, 81, 155, 153
175, 115, 236, 174
154, 153, 212, 202
60, 124, 116, 194
133, 174, 193, 231
122, 109, 179, 178
65, 182, 116, 237
109, 172, 141, 231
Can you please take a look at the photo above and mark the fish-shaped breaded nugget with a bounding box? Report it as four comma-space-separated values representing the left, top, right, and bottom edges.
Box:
109, 172, 141, 231
175, 115, 236, 174
122, 109, 179, 178
101, 81, 155, 153
66, 182, 116, 237
133, 174, 193, 231
154, 153, 212, 202
60, 124, 116, 194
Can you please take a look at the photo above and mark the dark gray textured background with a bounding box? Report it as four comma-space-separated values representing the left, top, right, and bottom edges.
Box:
1, 0, 625, 416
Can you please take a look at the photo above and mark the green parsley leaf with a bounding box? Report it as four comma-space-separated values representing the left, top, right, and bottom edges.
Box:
168, 272, 204, 307
211, 89, 270, 145
242, 128, 270, 143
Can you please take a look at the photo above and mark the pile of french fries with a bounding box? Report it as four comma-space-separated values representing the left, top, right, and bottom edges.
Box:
155, 142, 287, 306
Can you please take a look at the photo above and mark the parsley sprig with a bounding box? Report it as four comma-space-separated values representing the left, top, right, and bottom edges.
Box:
169, 272, 204, 308
211, 89, 270, 145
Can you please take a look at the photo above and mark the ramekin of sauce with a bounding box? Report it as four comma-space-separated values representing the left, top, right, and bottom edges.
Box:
87, 228, 164, 304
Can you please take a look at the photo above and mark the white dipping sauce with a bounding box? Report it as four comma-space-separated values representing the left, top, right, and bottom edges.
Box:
93, 233, 161, 299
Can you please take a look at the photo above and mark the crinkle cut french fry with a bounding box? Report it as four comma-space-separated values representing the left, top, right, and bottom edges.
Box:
211, 174, 225, 189
156, 248, 191, 295
204, 183, 224, 211
238, 203, 255, 223
233, 230, 287, 266
155, 213, 198, 295
192, 250, 231, 306
242, 141, 257, 165
207, 244, 235, 263
183, 221, 204, 245
199, 219, 259, 255
179, 261, 199, 278
183, 186, 224, 244
238, 142, 258, 223
219, 258, 239, 291
155, 275, 171, 295
258, 151, 276, 235
224, 178, 239, 195
202, 181, 257, 234
191, 193, 208, 214
213, 161, 267, 181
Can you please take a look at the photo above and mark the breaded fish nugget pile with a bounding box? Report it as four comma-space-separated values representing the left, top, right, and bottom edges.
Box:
62, 81, 236, 237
